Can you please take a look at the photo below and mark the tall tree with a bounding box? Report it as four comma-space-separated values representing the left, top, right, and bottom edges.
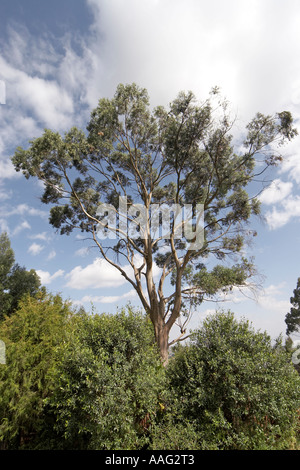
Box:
285, 277, 300, 336
0, 232, 42, 320
0, 232, 15, 316
12, 83, 298, 363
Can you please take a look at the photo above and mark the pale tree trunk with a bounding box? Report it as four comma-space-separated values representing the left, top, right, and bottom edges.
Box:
155, 321, 170, 366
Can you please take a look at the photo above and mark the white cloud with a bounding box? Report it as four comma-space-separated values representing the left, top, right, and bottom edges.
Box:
2, 0, 300, 158
66, 252, 161, 290
0, 218, 10, 233
47, 250, 56, 261
12, 220, 31, 236
280, 153, 300, 185
264, 195, 300, 230
256, 283, 291, 314
0, 55, 74, 130
264, 207, 291, 230
75, 247, 90, 257
0, 158, 20, 180
36, 269, 65, 285
0, 183, 12, 201
65, 257, 128, 289
84, 0, 300, 120
259, 179, 293, 205
80, 289, 137, 304
1, 0, 300, 148
7, 204, 47, 219
226, 282, 291, 315
29, 232, 50, 241
28, 242, 44, 256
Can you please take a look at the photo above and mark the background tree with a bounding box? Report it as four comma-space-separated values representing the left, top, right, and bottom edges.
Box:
0, 293, 73, 449
12, 83, 298, 363
154, 311, 300, 450
285, 277, 300, 336
0, 232, 15, 317
0, 232, 42, 320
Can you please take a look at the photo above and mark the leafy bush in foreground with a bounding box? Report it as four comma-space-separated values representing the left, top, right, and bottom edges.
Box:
0, 293, 72, 449
152, 311, 300, 450
1, 301, 299, 450
48, 307, 166, 450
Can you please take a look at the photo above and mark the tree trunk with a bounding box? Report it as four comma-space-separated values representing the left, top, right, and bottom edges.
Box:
155, 323, 169, 366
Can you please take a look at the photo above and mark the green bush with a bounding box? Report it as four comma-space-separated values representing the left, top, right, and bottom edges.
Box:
2, 302, 299, 450
48, 306, 166, 450
154, 311, 300, 450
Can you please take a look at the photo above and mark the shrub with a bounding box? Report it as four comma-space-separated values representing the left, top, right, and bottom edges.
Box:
48, 306, 166, 450
0, 293, 72, 449
156, 311, 300, 450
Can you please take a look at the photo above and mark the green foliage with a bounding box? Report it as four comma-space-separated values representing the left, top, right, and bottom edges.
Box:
0, 232, 42, 320
1, 298, 300, 450
0, 293, 73, 449
0, 232, 15, 317
285, 277, 300, 335
155, 311, 300, 450
47, 306, 166, 450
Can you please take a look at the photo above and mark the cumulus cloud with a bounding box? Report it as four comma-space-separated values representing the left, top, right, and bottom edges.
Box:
256, 283, 291, 314
65, 255, 161, 290
84, 0, 300, 119
2, 0, 300, 152
0, 218, 10, 233
0, 182, 12, 201
80, 289, 137, 305
36, 269, 65, 285
12, 220, 31, 236
65, 258, 128, 289
29, 232, 51, 241
47, 250, 56, 261
1, 0, 300, 142
259, 179, 293, 205
28, 242, 44, 256
280, 153, 300, 185
263, 195, 300, 230
75, 247, 90, 257
0, 158, 20, 180
7, 204, 47, 219
0, 48, 74, 131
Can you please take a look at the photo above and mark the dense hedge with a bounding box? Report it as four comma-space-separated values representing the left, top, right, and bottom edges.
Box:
152, 311, 300, 450
0, 298, 299, 450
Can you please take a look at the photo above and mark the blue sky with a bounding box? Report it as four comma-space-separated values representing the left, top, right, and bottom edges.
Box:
1, 0, 300, 343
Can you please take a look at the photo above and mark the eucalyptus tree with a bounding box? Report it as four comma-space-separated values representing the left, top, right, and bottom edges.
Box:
12, 83, 297, 363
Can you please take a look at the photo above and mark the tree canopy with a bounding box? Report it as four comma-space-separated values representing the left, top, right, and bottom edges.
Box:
0, 232, 42, 320
285, 277, 300, 336
12, 83, 298, 362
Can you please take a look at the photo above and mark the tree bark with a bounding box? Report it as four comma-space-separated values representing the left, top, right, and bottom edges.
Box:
155, 320, 169, 366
